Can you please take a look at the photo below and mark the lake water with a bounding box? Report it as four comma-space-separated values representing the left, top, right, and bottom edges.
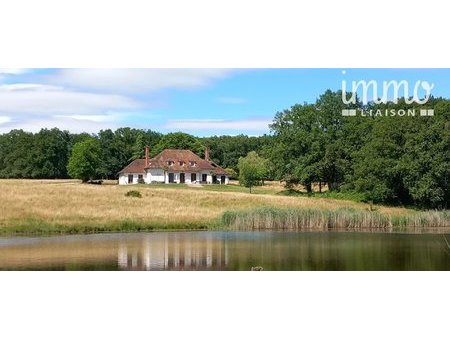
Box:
0, 231, 449, 270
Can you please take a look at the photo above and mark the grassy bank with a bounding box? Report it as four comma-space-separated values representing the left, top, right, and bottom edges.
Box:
0, 218, 209, 236
222, 207, 450, 231
0, 179, 442, 235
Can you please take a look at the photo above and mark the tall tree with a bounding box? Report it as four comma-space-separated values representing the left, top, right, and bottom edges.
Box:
67, 138, 101, 182
30, 128, 71, 178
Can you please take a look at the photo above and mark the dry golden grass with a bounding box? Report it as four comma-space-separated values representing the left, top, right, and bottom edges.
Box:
0, 179, 416, 233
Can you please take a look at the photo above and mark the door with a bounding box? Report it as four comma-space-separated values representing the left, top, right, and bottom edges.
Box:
191, 173, 196, 182
168, 173, 174, 183
180, 173, 185, 183
221, 175, 226, 184
212, 175, 217, 184
202, 174, 207, 183
128, 174, 133, 184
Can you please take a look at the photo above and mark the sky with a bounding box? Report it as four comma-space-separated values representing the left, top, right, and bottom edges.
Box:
0, 68, 449, 136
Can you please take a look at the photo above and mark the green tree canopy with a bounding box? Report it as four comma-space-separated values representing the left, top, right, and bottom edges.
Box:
270, 90, 360, 192
67, 138, 101, 182
238, 151, 268, 193
152, 132, 205, 156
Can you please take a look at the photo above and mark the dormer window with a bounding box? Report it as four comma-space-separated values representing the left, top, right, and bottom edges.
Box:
167, 160, 174, 166
189, 161, 197, 167
179, 161, 185, 166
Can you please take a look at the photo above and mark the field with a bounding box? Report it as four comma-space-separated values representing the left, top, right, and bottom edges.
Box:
0, 179, 446, 235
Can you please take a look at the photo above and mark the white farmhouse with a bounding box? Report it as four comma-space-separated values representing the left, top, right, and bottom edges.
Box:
118, 147, 229, 185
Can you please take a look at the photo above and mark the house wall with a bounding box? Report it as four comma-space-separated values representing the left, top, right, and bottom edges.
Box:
147, 169, 165, 183
119, 171, 228, 185
202, 171, 213, 184
118, 173, 144, 185
162, 171, 215, 184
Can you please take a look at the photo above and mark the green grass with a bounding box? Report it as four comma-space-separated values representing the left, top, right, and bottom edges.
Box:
124, 182, 372, 200
0, 218, 210, 236
277, 189, 369, 202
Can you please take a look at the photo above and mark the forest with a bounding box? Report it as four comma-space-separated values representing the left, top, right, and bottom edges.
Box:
0, 90, 448, 209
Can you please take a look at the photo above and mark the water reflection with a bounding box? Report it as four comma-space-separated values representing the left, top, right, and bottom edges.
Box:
0, 231, 449, 271
116, 233, 229, 270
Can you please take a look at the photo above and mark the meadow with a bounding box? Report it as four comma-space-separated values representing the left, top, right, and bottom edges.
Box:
0, 180, 447, 235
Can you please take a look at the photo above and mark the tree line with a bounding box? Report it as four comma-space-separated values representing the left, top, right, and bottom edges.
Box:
0, 128, 268, 180
0, 89, 448, 208
268, 90, 449, 209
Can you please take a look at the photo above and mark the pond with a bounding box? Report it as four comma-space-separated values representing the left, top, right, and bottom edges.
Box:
0, 231, 449, 270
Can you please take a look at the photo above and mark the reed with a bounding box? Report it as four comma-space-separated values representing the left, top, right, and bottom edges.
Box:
221, 207, 450, 230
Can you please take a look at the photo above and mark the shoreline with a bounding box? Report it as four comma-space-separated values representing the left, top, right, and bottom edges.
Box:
0, 219, 450, 238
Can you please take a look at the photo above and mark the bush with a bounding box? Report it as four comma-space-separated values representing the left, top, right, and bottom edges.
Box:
125, 190, 142, 198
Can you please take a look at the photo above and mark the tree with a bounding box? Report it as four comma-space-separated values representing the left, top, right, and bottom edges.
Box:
269, 103, 323, 192
152, 132, 205, 156
67, 138, 101, 182
30, 128, 71, 178
270, 90, 361, 192
237, 151, 268, 193
203, 134, 273, 173
131, 132, 145, 161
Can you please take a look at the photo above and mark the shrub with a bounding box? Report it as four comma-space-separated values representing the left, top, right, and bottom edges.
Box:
125, 190, 142, 198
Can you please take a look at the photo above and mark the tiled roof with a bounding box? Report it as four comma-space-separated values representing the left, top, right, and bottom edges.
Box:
118, 149, 227, 175
147, 149, 226, 174
118, 159, 147, 174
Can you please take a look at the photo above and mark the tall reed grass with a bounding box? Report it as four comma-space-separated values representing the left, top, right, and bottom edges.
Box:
221, 207, 450, 230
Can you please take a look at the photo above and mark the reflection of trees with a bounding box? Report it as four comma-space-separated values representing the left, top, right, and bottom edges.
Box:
224, 233, 450, 271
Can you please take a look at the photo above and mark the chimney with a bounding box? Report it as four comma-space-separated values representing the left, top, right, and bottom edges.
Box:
145, 146, 149, 167
204, 147, 210, 161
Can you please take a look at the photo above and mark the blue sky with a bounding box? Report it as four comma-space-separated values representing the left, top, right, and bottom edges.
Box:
0, 68, 449, 135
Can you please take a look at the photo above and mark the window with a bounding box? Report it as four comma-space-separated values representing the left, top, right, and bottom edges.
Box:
190, 161, 196, 167
167, 161, 174, 166
179, 161, 185, 166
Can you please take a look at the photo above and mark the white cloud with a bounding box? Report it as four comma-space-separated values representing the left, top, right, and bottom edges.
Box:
0, 83, 143, 133
47, 68, 233, 93
0, 83, 63, 92
216, 96, 247, 104
0, 116, 12, 125
0, 68, 30, 75
165, 118, 271, 131
53, 113, 123, 123
0, 116, 123, 134
0, 83, 139, 115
